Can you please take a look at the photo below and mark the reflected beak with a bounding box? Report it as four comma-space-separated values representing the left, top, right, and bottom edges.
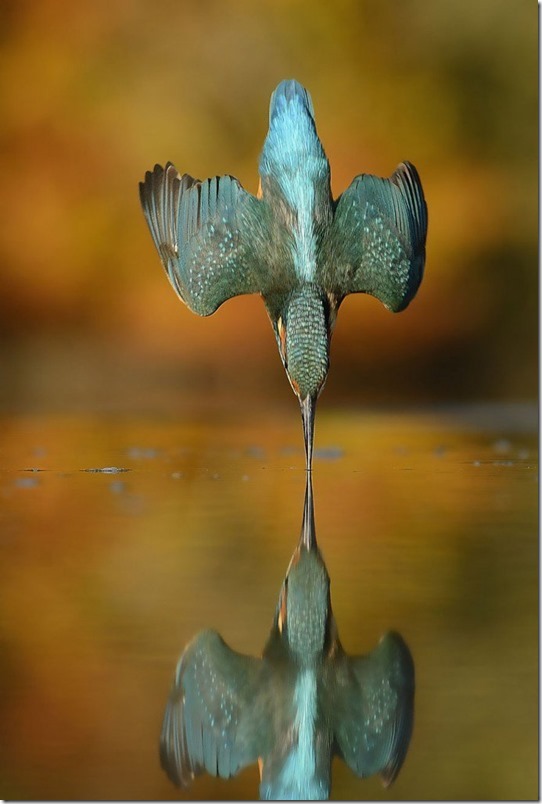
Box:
300, 471, 317, 550
300, 395, 316, 472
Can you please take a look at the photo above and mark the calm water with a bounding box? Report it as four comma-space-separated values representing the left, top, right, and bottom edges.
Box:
0, 404, 537, 800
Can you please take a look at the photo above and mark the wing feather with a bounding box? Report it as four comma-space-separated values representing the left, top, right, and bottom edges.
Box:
324, 161, 427, 311
140, 163, 267, 316
330, 631, 415, 785
160, 629, 261, 787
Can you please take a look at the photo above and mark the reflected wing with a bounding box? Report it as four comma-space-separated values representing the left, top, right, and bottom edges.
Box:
160, 629, 261, 786
325, 162, 427, 311
140, 163, 267, 315
332, 631, 415, 785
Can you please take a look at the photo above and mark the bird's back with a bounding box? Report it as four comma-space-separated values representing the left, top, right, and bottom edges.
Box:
259, 80, 332, 284
258, 662, 332, 801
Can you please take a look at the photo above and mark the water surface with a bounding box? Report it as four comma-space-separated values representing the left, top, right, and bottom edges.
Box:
0, 404, 537, 800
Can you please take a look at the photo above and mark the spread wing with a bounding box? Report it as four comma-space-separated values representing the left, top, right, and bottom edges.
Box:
160, 629, 262, 786
331, 631, 415, 785
323, 161, 427, 311
140, 163, 267, 316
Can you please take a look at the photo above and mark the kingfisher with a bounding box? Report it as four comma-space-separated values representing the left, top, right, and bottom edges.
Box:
159, 475, 415, 800
140, 79, 427, 470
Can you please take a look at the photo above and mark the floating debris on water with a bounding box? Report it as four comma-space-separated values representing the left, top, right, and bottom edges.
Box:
82, 467, 131, 474
493, 460, 515, 467
15, 477, 40, 489
171, 471, 183, 480
126, 446, 161, 459
23, 467, 46, 472
245, 445, 266, 459
492, 438, 511, 454
314, 446, 344, 461
109, 480, 127, 494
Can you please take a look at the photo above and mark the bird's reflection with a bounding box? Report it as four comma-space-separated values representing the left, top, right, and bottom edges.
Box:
160, 475, 415, 800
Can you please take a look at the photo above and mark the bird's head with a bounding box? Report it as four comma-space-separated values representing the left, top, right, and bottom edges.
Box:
268, 284, 336, 469
274, 473, 332, 665
276, 548, 330, 665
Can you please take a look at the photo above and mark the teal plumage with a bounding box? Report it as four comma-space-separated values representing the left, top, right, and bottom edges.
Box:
159, 476, 415, 800
140, 79, 428, 468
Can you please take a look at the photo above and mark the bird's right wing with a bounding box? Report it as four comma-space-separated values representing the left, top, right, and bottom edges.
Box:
160, 629, 262, 787
324, 161, 427, 311
140, 163, 268, 316
330, 631, 415, 786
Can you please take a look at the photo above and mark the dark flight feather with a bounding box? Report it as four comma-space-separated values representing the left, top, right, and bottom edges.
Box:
139, 164, 267, 316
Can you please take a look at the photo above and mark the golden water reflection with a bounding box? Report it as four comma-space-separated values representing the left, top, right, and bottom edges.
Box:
0, 405, 537, 800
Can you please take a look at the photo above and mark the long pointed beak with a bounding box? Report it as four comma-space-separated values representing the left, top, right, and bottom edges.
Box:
300, 471, 317, 551
300, 395, 316, 473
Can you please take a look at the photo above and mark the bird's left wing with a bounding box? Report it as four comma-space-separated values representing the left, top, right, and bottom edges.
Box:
322, 161, 427, 311
329, 631, 415, 786
160, 629, 262, 787
140, 163, 268, 316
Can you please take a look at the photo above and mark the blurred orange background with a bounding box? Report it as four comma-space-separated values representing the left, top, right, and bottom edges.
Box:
0, 0, 537, 414
0, 3, 538, 801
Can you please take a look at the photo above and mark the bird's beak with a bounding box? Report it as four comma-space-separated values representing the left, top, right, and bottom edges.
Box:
300, 394, 316, 472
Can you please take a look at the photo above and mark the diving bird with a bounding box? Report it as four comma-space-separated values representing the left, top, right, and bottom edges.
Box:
159, 476, 415, 800
140, 79, 427, 470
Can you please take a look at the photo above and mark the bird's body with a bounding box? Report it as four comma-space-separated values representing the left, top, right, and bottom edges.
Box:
159, 477, 415, 800
140, 79, 428, 470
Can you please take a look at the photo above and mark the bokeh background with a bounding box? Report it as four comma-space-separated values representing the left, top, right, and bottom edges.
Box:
0, 0, 537, 414
0, 1, 538, 802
